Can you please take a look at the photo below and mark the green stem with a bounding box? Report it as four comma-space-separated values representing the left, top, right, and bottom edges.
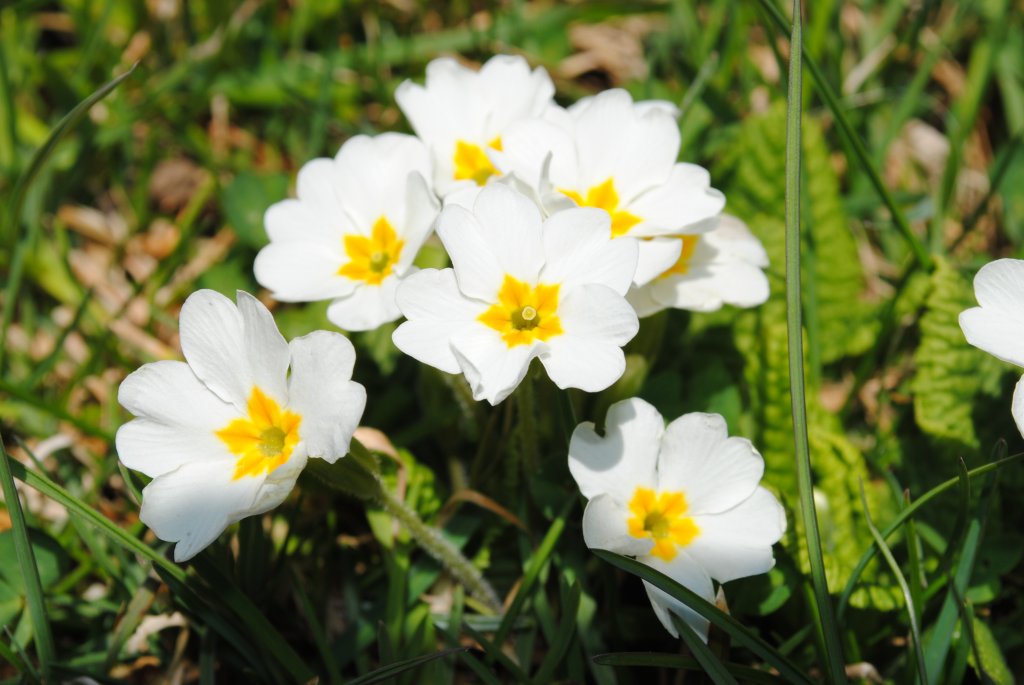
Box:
516, 376, 538, 475
782, 3, 845, 683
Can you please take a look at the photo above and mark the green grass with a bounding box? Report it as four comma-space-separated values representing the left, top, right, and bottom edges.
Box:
2, 0, 1024, 682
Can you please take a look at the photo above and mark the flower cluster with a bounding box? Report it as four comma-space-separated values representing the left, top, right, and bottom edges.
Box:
116, 54, 784, 640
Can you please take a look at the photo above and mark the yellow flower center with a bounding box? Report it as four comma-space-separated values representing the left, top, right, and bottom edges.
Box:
659, 235, 701, 279
560, 178, 642, 238
453, 136, 503, 185
478, 274, 563, 347
215, 387, 302, 480
627, 486, 700, 561
338, 217, 405, 286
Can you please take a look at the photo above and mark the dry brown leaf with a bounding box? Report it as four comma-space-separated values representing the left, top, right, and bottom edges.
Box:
560, 17, 659, 86
149, 158, 210, 214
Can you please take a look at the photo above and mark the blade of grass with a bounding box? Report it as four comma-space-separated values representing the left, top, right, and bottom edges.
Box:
782, 1, 845, 681
492, 498, 573, 648
0, 634, 34, 684
531, 581, 581, 685
0, 442, 56, 682
462, 621, 532, 683
346, 647, 469, 685
671, 615, 738, 685
593, 652, 785, 684
757, 0, 932, 271
290, 566, 343, 685
859, 482, 928, 684
837, 449, 1024, 618
592, 551, 812, 685
0, 64, 136, 372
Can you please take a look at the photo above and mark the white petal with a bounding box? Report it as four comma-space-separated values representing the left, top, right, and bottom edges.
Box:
651, 261, 770, 312
540, 208, 638, 295
235, 290, 291, 403
540, 284, 638, 392
264, 198, 349, 245
494, 118, 579, 192
626, 164, 725, 236
642, 552, 714, 641
1013, 375, 1024, 438
140, 451, 304, 562
705, 215, 770, 267
582, 494, 654, 556
326, 276, 403, 332
435, 205, 505, 302
394, 172, 441, 272
254, 241, 356, 302
688, 487, 786, 583
658, 413, 764, 516
634, 238, 683, 287
568, 397, 663, 502
333, 134, 434, 229
625, 283, 668, 319
450, 326, 539, 405
287, 332, 366, 463
960, 258, 1024, 367
295, 158, 351, 229
477, 55, 555, 132
471, 184, 545, 285
393, 269, 486, 374
116, 360, 237, 477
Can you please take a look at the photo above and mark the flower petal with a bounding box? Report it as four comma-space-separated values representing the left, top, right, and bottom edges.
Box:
116, 360, 238, 477
393, 268, 486, 374
264, 198, 350, 245
641, 551, 714, 641
540, 284, 638, 392
294, 158, 350, 228
494, 118, 578, 192
471, 184, 545, 285
688, 487, 786, 583
625, 282, 667, 319
254, 241, 356, 302
657, 413, 764, 516
626, 163, 725, 236
1013, 375, 1024, 438
568, 397, 663, 502
326, 275, 403, 332
540, 208, 638, 296
435, 205, 506, 302
634, 238, 683, 287
449, 326, 539, 405
236, 290, 291, 402
960, 258, 1024, 367
287, 331, 366, 463
650, 261, 770, 312
582, 494, 654, 556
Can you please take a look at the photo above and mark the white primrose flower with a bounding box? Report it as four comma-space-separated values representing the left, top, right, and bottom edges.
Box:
253, 133, 439, 332
491, 88, 726, 286
960, 258, 1024, 434
627, 214, 770, 317
392, 184, 640, 405
116, 290, 367, 562
396, 54, 556, 197
568, 398, 786, 640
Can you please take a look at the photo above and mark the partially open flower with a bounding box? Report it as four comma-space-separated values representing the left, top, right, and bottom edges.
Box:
254, 133, 439, 332
116, 290, 366, 561
568, 398, 786, 640
392, 184, 639, 405
492, 89, 726, 285
396, 55, 556, 197
627, 214, 770, 316
960, 258, 1024, 434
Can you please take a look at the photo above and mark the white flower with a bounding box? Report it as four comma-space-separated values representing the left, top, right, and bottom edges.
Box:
392, 184, 639, 405
396, 55, 556, 197
253, 133, 439, 332
491, 89, 726, 285
960, 258, 1024, 434
627, 214, 770, 316
568, 398, 786, 640
116, 290, 367, 561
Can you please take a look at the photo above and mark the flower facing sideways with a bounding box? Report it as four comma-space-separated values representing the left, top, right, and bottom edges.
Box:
627, 214, 770, 317
395, 54, 556, 197
116, 290, 366, 561
491, 89, 726, 285
960, 258, 1024, 434
392, 184, 639, 405
568, 398, 786, 640
254, 133, 439, 332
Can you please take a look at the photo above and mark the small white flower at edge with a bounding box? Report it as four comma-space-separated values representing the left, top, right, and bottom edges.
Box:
960, 257, 1024, 435
627, 214, 770, 317
254, 133, 439, 332
396, 54, 556, 197
392, 184, 640, 405
568, 397, 786, 640
116, 290, 367, 561
491, 88, 726, 286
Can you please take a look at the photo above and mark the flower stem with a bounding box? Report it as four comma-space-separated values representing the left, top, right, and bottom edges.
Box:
516, 375, 539, 475
371, 483, 503, 614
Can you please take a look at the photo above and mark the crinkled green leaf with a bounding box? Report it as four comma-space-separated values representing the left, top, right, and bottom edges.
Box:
911, 257, 1007, 451
967, 615, 1014, 685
